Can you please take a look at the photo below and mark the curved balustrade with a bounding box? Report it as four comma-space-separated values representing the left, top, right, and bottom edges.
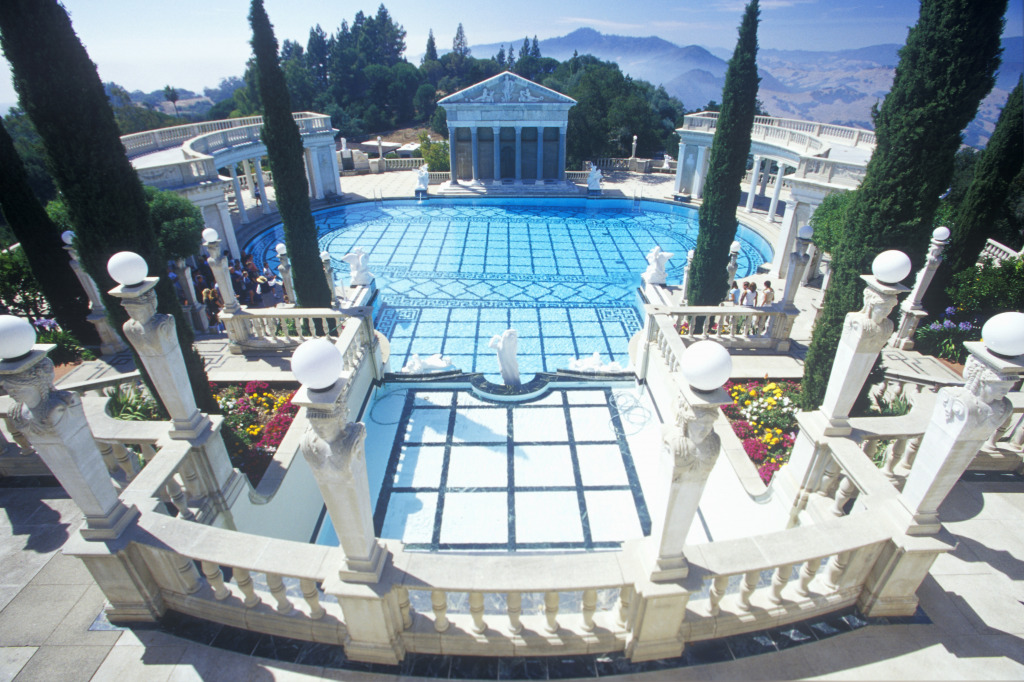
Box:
681, 112, 875, 150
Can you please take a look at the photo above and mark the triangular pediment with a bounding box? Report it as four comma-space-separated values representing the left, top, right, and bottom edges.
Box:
439, 72, 576, 105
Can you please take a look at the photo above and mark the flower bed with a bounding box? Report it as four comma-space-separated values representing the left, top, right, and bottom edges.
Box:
722, 379, 801, 484
212, 381, 298, 486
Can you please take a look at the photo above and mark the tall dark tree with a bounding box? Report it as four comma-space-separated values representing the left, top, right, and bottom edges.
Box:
530, 36, 541, 59
925, 77, 1023, 316
306, 24, 330, 90
0, 119, 96, 343
0, 0, 215, 412
163, 85, 179, 117
452, 24, 470, 58
248, 0, 331, 308
423, 29, 438, 63
496, 45, 506, 69
800, 0, 1006, 409
686, 0, 760, 307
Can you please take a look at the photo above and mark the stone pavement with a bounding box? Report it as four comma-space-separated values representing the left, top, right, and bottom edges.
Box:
2, 471, 1021, 680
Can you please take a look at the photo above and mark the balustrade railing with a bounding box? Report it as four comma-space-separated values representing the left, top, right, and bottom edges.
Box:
383, 157, 424, 170
680, 112, 875, 150
648, 303, 796, 352
977, 238, 1022, 266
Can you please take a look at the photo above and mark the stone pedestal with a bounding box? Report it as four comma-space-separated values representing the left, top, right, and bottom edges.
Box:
293, 381, 386, 583
202, 235, 241, 315
174, 258, 209, 333
891, 231, 948, 350
278, 251, 296, 305
0, 346, 137, 539
63, 240, 127, 356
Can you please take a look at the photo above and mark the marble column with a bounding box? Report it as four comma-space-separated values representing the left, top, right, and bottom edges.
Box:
242, 158, 257, 200
321, 252, 338, 307
470, 126, 480, 184
292, 382, 386, 582
515, 126, 522, 180
228, 165, 249, 224
536, 127, 544, 182
673, 141, 687, 193
819, 275, 908, 434
277, 248, 296, 305
891, 228, 949, 350
745, 156, 761, 212
767, 164, 786, 222
758, 161, 771, 196
447, 126, 458, 184
306, 149, 324, 200
61, 236, 127, 356
692, 146, 709, 198
0, 346, 137, 539
174, 258, 209, 333
650, 383, 730, 581
216, 201, 240, 259
328, 146, 342, 196
558, 125, 567, 180
771, 183, 827, 278
492, 126, 501, 182
202, 234, 241, 315
254, 159, 272, 215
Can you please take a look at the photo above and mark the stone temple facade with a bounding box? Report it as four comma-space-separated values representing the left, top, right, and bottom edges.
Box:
438, 72, 576, 187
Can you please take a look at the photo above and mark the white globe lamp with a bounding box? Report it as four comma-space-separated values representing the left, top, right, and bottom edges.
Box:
291, 338, 343, 390
680, 340, 732, 392
981, 312, 1024, 357
320, 251, 331, 260
871, 250, 912, 284
61, 230, 75, 245
932, 226, 951, 242
797, 225, 814, 241
202, 228, 219, 243
107, 251, 149, 286
275, 243, 288, 256
0, 315, 37, 360
729, 240, 741, 254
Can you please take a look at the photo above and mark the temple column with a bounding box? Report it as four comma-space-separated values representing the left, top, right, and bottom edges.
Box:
228, 165, 249, 224
306, 149, 324, 200
767, 163, 786, 222
692, 146, 709, 198
492, 126, 501, 182
771, 181, 827, 278
242, 158, 256, 200
328, 145, 342, 196
558, 125, 567, 180
254, 159, 272, 214
470, 126, 480, 184
447, 125, 458, 184
673, 141, 687, 193
536, 127, 544, 182
515, 126, 522, 180
745, 155, 761, 212
758, 160, 771, 196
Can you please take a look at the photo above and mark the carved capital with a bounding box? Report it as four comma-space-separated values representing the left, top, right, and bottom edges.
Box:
302, 420, 365, 478
124, 308, 177, 354
120, 288, 158, 326
664, 399, 720, 481
845, 286, 897, 352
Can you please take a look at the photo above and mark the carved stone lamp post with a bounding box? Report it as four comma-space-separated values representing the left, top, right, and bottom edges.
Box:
275, 243, 296, 305
60, 231, 127, 356
201, 228, 241, 316
650, 340, 732, 581
891, 226, 950, 350
0, 315, 137, 539
768, 225, 814, 344
725, 240, 741, 285
290, 338, 385, 582
320, 250, 338, 308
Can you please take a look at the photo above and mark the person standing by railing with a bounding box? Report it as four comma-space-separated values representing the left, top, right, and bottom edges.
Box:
758, 281, 775, 333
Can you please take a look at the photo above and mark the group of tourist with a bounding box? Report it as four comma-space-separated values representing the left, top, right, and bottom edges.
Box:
727, 279, 775, 334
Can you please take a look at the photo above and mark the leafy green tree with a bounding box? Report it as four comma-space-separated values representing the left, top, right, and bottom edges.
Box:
2, 107, 55, 203
0, 0, 215, 411
163, 85, 179, 117
926, 77, 1023, 315
452, 24, 470, 58
946, 255, 1024, 319
109, 84, 180, 134
418, 132, 449, 172
809, 190, 856, 255
0, 247, 47, 320
414, 82, 437, 121
0, 119, 95, 342
144, 187, 204, 261
686, 0, 760, 307
496, 45, 506, 69
306, 25, 330, 90
248, 0, 331, 309
800, 0, 1006, 409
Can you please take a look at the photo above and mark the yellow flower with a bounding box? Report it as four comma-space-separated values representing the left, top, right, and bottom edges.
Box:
744, 400, 752, 406
749, 390, 757, 397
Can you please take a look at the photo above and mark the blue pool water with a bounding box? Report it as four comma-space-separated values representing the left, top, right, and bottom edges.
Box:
243, 198, 772, 378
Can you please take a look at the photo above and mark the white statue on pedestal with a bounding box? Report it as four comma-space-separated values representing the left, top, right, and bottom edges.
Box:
341, 247, 373, 287
643, 246, 674, 285
416, 165, 429, 192
662, 154, 673, 170
587, 163, 603, 191
488, 329, 520, 388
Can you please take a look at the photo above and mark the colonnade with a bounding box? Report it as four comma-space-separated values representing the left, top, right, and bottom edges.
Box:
447, 124, 568, 184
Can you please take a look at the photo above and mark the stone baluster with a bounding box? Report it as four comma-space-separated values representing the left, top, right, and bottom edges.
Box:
820, 274, 909, 435
0, 343, 137, 540
736, 570, 759, 612
831, 476, 859, 517
896, 435, 923, 477
507, 591, 524, 634
823, 551, 850, 591
276, 245, 296, 305
201, 562, 230, 600
882, 438, 908, 483
891, 227, 950, 350
292, 372, 386, 583
266, 573, 293, 614
174, 258, 209, 333
96, 441, 118, 474
164, 477, 194, 520
544, 591, 560, 633
300, 579, 326, 619
582, 589, 598, 632
794, 558, 821, 598
61, 233, 127, 356
431, 590, 449, 632
395, 586, 413, 629
708, 575, 729, 615
110, 442, 139, 480
616, 585, 634, 628
769, 563, 794, 604
469, 591, 486, 634
234, 568, 260, 607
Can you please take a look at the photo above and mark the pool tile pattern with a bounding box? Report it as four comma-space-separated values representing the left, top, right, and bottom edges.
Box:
372, 387, 651, 551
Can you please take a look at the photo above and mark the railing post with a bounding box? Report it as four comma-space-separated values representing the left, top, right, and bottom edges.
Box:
891, 227, 949, 350
625, 578, 690, 662
276, 244, 296, 305
61, 232, 127, 356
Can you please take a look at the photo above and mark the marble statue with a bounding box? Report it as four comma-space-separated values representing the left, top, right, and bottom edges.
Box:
501, 77, 516, 103
569, 352, 624, 373
400, 353, 453, 374
643, 246, 674, 285
662, 154, 673, 170
518, 87, 542, 102
587, 163, 603, 191
472, 87, 495, 103
488, 329, 521, 388
416, 165, 429, 192
340, 247, 374, 287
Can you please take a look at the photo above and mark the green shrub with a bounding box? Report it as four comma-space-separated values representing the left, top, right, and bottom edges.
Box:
946, 255, 1024, 320
105, 383, 161, 421
32, 319, 90, 365
914, 309, 981, 364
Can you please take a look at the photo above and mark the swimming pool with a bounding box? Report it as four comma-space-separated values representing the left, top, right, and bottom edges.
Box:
243, 198, 772, 378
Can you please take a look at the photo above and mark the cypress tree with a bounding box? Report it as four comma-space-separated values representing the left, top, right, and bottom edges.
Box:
0, 0, 216, 413
925, 76, 1023, 316
686, 0, 760, 307
0, 119, 96, 344
249, 0, 331, 309
800, 0, 1006, 409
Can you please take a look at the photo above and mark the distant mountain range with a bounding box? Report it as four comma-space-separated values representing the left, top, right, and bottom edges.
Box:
471, 28, 1024, 148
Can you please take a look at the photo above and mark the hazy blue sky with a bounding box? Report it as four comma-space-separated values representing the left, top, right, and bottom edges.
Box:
2, 0, 1022, 108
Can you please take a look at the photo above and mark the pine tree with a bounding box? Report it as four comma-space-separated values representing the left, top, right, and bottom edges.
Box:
163, 85, 179, 117
424, 29, 438, 62
0, 0, 215, 413
686, 0, 760, 307
249, 0, 332, 309
452, 24, 469, 58
530, 36, 541, 59
925, 77, 1023, 315
518, 37, 530, 63
0, 119, 96, 344
800, 0, 1006, 409
496, 45, 506, 69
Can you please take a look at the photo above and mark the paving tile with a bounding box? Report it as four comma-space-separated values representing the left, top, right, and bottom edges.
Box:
44, 584, 122, 646
166, 642, 260, 681
89, 644, 185, 682
10, 644, 111, 682
28, 551, 95, 586
0, 584, 89, 646
0, 647, 36, 682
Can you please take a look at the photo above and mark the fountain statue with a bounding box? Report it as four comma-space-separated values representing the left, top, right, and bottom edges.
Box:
569, 352, 624, 373
587, 163, 603, 192
643, 246, 674, 285
416, 165, 429, 192
340, 247, 374, 287
400, 353, 453, 374
488, 329, 521, 388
